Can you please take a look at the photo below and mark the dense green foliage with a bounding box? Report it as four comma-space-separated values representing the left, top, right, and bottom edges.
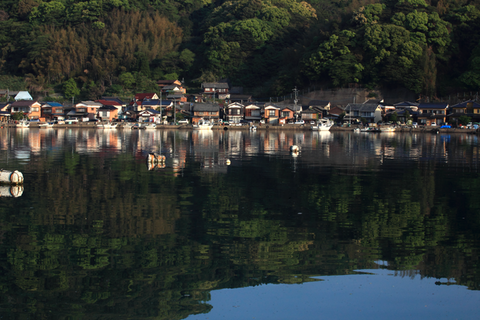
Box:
1, 0, 480, 98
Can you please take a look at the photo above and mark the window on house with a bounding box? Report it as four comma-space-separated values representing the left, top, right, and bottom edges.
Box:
281, 111, 290, 117
54, 109, 63, 114
77, 108, 86, 113
43, 109, 51, 113
31, 107, 39, 112
268, 110, 275, 116
252, 110, 260, 117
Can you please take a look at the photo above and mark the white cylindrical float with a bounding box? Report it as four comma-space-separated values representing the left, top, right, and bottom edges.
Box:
0, 170, 24, 184
0, 185, 24, 197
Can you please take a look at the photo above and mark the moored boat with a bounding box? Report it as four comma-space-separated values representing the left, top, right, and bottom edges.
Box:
311, 119, 334, 131
16, 120, 30, 128
193, 118, 213, 130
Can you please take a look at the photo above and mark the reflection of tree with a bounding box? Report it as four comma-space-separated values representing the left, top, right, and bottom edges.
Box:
1, 141, 480, 319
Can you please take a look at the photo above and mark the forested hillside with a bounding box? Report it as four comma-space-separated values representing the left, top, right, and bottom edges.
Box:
0, 0, 479, 100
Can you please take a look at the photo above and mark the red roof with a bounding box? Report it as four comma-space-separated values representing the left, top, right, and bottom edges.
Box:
135, 93, 155, 101
96, 99, 121, 106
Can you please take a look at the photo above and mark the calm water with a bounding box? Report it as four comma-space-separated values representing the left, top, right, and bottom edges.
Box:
0, 127, 479, 319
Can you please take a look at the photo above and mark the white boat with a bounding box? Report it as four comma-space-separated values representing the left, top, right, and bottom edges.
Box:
16, 120, 30, 128
143, 123, 157, 130
193, 118, 213, 130
39, 122, 54, 128
311, 119, 333, 131
97, 122, 118, 129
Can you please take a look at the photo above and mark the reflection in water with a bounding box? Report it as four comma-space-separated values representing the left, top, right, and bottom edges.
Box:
0, 128, 480, 319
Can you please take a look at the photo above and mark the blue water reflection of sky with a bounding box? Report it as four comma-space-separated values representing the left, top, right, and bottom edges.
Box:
187, 269, 480, 320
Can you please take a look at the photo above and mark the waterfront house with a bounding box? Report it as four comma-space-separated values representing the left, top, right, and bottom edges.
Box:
41, 102, 64, 121
344, 103, 382, 123
393, 101, 419, 123
10, 100, 41, 119
307, 100, 331, 118
244, 103, 263, 122
448, 100, 480, 124
130, 93, 159, 111
98, 105, 118, 122
14, 91, 33, 101
191, 103, 220, 124
264, 104, 281, 124
157, 79, 182, 91
201, 82, 230, 100
417, 102, 449, 126
279, 105, 297, 124
225, 102, 244, 124
137, 109, 161, 123
68, 101, 102, 120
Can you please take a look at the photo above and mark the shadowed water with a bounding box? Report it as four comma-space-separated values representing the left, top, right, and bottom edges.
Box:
0, 128, 479, 319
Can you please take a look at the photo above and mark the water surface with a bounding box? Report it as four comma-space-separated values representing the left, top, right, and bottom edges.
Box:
0, 128, 479, 319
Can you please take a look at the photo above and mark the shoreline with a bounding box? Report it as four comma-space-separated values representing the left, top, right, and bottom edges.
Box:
1, 122, 477, 134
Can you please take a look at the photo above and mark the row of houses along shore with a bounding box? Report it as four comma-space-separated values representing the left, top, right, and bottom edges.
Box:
1, 82, 480, 127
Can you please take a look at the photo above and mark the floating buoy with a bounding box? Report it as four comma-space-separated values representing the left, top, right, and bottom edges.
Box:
290, 145, 300, 153
226, 159, 231, 165
0, 185, 24, 197
147, 153, 166, 163
0, 170, 24, 184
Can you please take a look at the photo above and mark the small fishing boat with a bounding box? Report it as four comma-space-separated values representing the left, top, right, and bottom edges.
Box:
39, 122, 54, 128
97, 122, 118, 129
143, 123, 157, 130
16, 120, 30, 128
193, 118, 213, 130
311, 119, 333, 131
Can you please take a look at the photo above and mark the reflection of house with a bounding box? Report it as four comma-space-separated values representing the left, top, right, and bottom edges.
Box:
41, 102, 64, 121
191, 103, 220, 124
448, 100, 480, 123
244, 103, 263, 122
10, 100, 42, 119
264, 104, 281, 124
225, 102, 244, 123
201, 82, 230, 100
417, 103, 449, 126
344, 103, 382, 123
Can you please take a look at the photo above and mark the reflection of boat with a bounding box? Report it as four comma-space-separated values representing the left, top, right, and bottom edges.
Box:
379, 126, 396, 132
97, 122, 118, 129
39, 122, 54, 128
16, 121, 30, 128
193, 118, 213, 130
311, 119, 333, 131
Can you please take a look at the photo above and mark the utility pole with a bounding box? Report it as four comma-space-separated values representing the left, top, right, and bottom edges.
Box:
293, 86, 299, 120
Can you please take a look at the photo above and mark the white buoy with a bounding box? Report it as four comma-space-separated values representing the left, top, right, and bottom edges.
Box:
290, 145, 300, 153
226, 159, 231, 165
0, 170, 24, 184
0, 185, 24, 197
